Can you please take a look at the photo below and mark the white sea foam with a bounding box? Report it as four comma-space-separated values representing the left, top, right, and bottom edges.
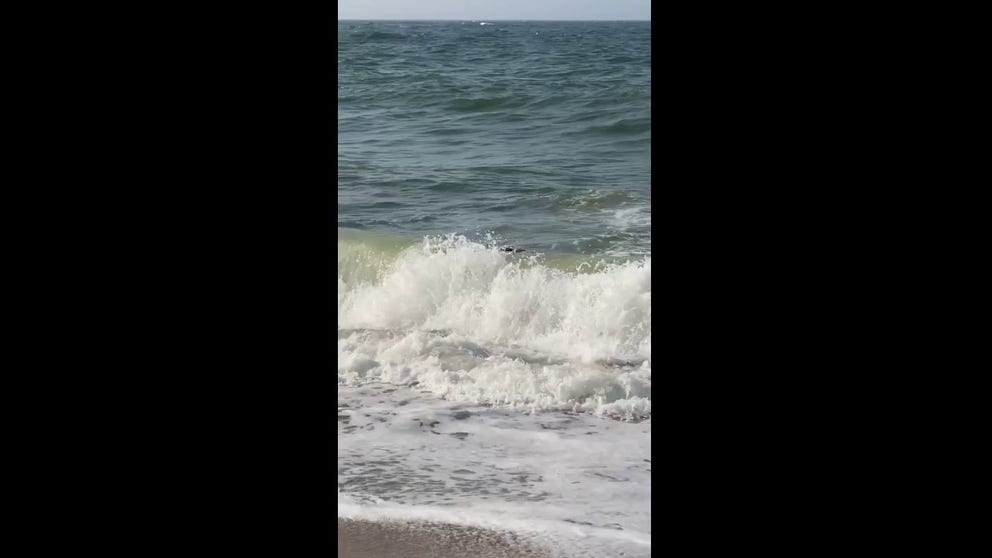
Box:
338, 384, 652, 558
338, 233, 651, 419
338, 234, 653, 555
612, 204, 652, 231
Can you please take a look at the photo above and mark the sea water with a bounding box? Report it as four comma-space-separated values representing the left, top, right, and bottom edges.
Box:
338, 20, 651, 557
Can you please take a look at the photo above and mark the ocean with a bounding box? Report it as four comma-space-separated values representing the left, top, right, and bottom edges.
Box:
338, 20, 651, 557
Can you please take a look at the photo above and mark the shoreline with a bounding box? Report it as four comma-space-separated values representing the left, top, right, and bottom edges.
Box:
338, 518, 552, 558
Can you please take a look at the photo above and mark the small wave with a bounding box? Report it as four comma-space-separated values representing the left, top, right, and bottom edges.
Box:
422, 127, 474, 136
448, 96, 526, 113
426, 181, 469, 192
352, 30, 408, 42
568, 118, 651, 137
554, 189, 637, 211
611, 205, 652, 231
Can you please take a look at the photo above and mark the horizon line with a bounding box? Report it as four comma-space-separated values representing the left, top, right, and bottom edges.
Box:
338, 18, 651, 22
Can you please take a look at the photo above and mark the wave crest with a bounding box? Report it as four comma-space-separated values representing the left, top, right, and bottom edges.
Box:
338, 233, 651, 419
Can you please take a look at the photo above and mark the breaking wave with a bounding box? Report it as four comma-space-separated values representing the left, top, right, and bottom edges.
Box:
338, 230, 651, 420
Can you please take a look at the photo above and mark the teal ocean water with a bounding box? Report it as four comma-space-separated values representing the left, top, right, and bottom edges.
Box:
338, 20, 650, 259
338, 21, 651, 556
339, 19, 651, 413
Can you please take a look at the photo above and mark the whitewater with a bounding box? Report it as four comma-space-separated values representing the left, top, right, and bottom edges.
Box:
338, 229, 651, 557
338, 230, 651, 419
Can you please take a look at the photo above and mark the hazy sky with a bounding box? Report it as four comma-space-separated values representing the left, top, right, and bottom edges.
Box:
338, 0, 651, 21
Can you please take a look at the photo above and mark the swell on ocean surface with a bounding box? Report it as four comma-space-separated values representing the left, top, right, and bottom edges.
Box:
338, 229, 651, 420
338, 20, 651, 259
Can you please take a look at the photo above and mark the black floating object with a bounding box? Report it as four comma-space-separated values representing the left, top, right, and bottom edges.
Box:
500, 246, 526, 253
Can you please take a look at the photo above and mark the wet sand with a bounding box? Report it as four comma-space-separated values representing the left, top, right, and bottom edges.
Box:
338, 518, 552, 558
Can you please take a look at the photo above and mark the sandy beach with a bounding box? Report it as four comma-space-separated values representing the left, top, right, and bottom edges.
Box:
338, 518, 552, 558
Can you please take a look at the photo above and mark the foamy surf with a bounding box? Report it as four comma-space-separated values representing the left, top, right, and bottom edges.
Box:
338, 230, 652, 556
338, 384, 651, 558
338, 231, 651, 420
